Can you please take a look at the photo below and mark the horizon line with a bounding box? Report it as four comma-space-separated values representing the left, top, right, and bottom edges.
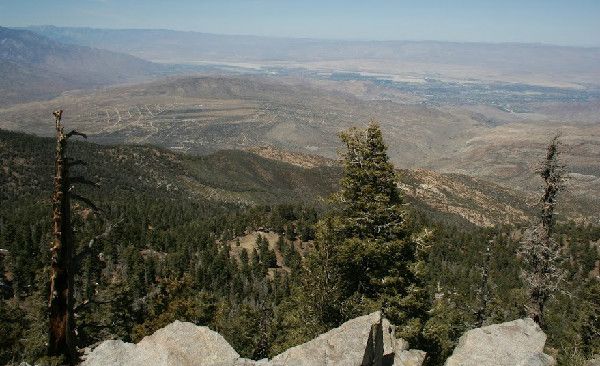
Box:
10, 24, 600, 49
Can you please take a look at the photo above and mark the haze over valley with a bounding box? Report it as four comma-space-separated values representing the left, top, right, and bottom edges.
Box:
1, 26, 599, 222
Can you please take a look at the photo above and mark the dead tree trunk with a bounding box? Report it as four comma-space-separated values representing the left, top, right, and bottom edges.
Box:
48, 110, 78, 365
519, 134, 566, 328
47, 109, 99, 364
539, 136, 563, 235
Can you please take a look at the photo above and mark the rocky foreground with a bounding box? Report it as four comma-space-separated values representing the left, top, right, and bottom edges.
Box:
78, 312, 559, 366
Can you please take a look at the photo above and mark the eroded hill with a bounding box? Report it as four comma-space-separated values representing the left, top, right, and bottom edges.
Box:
7, 129, 596, 226
2, 75, 598, 205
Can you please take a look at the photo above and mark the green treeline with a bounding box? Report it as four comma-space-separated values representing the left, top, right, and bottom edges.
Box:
0, 126, 598, 365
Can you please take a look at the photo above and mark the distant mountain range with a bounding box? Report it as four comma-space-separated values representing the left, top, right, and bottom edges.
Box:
0, 26, 187, 105
22, 25, 600, 87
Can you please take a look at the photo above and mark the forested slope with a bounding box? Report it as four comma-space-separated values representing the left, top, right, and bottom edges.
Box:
0, 128, 598, 365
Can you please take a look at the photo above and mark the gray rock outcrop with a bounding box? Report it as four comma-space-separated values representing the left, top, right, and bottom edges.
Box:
587, 356, 600, 366
81, 315, 561, 366
82, 312, 424, 366
270, 312, 383, 366
380, 317, 422, 366
393, 350, 427, 366
444, 318, 555, 366
81, 320, 240, 366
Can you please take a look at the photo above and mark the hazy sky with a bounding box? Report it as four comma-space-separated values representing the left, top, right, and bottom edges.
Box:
1, 0, 599, 46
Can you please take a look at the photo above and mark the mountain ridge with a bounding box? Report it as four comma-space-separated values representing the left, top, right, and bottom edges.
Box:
1, 74, 598, 218
22, 25, 600, 87
0, 128, 538, 227
23, 25, 600, 48
0, 26, 179, 106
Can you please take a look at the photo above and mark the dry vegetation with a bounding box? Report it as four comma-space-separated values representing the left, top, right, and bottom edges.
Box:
1, 75, 598, 216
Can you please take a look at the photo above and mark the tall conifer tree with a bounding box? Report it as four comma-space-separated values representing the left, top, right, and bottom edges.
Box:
334, 122, 430, 341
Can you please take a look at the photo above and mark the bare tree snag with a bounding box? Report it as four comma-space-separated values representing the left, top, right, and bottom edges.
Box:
48, 110, 88, 365
539, 135, 564, 235
519, 134, 566, 328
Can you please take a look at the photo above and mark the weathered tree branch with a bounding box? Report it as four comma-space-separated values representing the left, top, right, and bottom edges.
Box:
71, 193, 100, 213
519, 133, 567, 328
66, 159, 87, 168
70, 176, 98, 187
66, 130, 87, 139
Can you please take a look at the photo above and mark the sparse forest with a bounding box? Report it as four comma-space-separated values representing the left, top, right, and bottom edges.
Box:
0, 119, 598, 366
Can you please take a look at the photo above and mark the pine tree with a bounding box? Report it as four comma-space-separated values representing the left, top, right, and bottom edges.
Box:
271, 217, 345, 353
302, 219, 344, 326
333, 122, 430, 341
474, 239, 492, 327
519, 134, 566, 327
336, 122, 404, 240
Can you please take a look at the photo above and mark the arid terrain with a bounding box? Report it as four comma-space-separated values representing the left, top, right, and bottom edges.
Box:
0, 128, 541, 227
2, 26, 599, 223
1, 74, 598, 222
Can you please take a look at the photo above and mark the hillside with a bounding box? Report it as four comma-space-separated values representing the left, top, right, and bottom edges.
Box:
0, 128, 545, 227
2, 10, 599, 366
2, 132, 598, 366
0, 129, 339, 207
0, 27, 175, 106
1, 75, 598, 222
0, 75, 468, 165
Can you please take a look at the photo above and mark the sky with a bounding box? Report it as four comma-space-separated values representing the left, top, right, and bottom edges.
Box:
0, 0, 599, 46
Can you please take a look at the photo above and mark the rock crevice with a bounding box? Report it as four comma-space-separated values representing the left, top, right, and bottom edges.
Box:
82, 314, 554, 366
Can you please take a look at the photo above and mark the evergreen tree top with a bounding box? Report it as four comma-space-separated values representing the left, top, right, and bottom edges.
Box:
335, 122, 405, 241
